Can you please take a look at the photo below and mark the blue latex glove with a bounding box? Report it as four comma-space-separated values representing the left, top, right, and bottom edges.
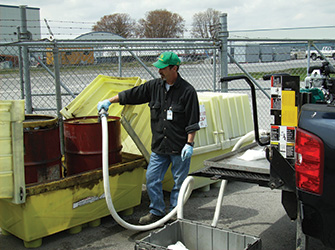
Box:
181, 144, 193, 161
97, 99, 111, 112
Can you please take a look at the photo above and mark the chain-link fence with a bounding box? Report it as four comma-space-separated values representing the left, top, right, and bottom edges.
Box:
1, 37, 335, 131
1, 39, 219, 112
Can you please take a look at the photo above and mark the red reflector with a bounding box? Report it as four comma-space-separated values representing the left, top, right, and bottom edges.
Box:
295, 128, 324, 195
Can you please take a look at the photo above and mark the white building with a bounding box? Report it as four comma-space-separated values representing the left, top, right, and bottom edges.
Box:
0, 4, 41, 43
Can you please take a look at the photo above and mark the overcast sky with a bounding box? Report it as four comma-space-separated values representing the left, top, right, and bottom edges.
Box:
2, 0, 335, 39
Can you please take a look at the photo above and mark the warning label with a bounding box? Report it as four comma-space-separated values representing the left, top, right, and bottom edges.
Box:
199, 104, 208, 129
270, 125, 296, 159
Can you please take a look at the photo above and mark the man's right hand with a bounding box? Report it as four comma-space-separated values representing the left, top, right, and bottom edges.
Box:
97, 99, 111, 112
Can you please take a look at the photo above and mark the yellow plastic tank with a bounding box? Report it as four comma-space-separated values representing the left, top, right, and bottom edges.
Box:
0, 100, 25, 204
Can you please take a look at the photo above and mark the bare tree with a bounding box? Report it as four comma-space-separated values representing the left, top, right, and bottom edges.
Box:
92, 13, 136, 38
136, 9, 185, 38
191, 8, 221, 38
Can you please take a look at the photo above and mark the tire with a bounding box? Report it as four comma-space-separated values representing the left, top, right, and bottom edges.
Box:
311, 54, 317, 60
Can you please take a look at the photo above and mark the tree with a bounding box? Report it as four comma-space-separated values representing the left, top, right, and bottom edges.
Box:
136, 9, 185, 38
191, 8, 221, 38
92, 13, 136, 38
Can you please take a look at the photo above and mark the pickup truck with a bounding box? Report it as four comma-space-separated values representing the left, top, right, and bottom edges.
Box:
296, 103, 335, 247
307, 46, 335, 60
294, 62, 335, 248
192, 62, 335, 249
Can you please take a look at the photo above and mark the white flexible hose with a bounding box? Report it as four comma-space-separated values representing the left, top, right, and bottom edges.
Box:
211, 129, 266, 227
232, 129, 267, 152
101, 115, 194, 231
232, 131, 254, 152
211, 180, 227, 227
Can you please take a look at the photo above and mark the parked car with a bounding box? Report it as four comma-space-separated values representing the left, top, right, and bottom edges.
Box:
306, 46, 335, 60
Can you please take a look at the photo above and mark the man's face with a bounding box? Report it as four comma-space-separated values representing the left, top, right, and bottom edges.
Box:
158, 66, 171, 80
158, 66, 176, 82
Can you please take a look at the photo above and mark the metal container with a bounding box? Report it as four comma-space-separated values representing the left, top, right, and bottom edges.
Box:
135, 219, 261, 250
23, 115, 62, 184
64, 116, 122, 176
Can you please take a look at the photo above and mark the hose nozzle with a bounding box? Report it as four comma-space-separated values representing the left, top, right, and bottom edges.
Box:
98, 108, 109, 122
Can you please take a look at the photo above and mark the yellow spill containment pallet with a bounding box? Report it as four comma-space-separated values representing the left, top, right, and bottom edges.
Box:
0, 153, 146, 248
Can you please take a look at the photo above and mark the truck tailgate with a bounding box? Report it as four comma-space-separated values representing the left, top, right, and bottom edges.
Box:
191, 142, 270, 186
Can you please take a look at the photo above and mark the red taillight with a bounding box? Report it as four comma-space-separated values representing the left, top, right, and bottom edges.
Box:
295, 128, 324, 195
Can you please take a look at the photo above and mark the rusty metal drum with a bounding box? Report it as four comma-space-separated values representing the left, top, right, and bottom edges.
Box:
23, 115, 62, 184
63, 116, 122, 176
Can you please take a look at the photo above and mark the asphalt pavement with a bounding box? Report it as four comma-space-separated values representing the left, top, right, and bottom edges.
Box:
0, 180, 333, 250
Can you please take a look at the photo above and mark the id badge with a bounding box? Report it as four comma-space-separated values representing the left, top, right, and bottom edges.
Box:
167, 110, 173, 120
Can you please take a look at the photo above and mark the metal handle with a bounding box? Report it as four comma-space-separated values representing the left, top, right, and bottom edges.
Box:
220, 75, 269, 146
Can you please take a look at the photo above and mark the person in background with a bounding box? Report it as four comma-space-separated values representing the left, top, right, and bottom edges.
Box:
97, 51, 200, 224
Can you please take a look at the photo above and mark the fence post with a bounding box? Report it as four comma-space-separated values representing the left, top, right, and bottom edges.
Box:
213, 48, 217, 91
20, 5, 33, 113
118, 48, 122, 77
307, 41, 312, 75
53, 46, 64, 155
219, 13, 229, 92
16, 26, 25, 100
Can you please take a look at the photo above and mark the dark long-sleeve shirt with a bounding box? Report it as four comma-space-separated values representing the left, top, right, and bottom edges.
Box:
118, 74, 200, 155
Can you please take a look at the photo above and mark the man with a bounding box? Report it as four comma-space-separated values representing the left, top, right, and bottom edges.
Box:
97, 51, 200, 224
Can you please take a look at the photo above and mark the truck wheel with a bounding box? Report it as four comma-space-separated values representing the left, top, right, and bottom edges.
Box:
332, 53, 335, 60
311, 54, 317, 60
